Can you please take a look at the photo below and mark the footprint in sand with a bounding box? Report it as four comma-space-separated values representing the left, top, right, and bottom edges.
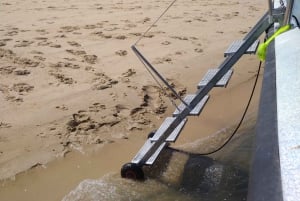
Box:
0, 38, 12, 46
67, 41, 81, 47
66, 48, 97, 64
194, 48, 204, 53
126, 93, 163, 131
55, 105, 69, 111
122, 68, 136, 77
129, 32, 142, 37
170, 35, 189, 41
0, 66, 16, 75
194, 17, 208, 22
30, 50, 44, 55
14, 69, 31, 76
239, 30, 248, 34
0, 48, 15, 59
2, 2, 12, 5
249, 5, 259, 12
190, 36, 199, 41
66, 111, 91, 132
72, 31, 82, 35
30, 50, 46, 61
37, 41, 51, 46
1, 48, 40, 68
66, 49, 86, 56
83, 24, 98, 30
0, 84, 9, 94
14, 40, 34, 47
113, 104, 129, 115
50, 61, 80, 69
0, 122, 12, 129
33, 55, 46, 61
165, 78, 187, 99
49, 43, 61, 48
0, 122, 11, 129
54, 34, 67, 38
83, 55, 97, 64
143, 33, 155, 39
35, 29, 49, 35
84, 66, 95, 71
161, 41, 171, 45
36, 39, 61, 48
91, 31, 112, 39
64, 109, 108, 144
59, 26, 80, 33
138, 17, 151, 24
140, 85, 167, 115
115, 50, 127, 56
5, 96, 23, 103
5, 30, 18, 37
34, 36, 47, 41
11, 83, 34, 94
88, 102, 106, 113
175, 51, 185, 55
153, 56, 172, 64
94, 4, 103, 10
13, 57, 40, 67
120, 68, 136, 83
63, 107, 123, 145
50, 72, 74, 85
64, 57, 77, 62
0, 41, 6, 47
0, 84, 24, 103
115, 35, 127, 40
123, 23, 137, 30
92, 72, 118, 90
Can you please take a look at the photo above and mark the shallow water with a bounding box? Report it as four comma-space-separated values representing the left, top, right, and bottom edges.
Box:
0, 119, 255, 201
62, 120, 255, 201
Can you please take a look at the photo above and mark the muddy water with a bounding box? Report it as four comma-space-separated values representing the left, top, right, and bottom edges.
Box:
62, 119, 255, 201
0, 119, 255, 201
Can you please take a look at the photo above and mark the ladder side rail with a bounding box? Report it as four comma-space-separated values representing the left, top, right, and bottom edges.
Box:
134, 11, 273, 165
243, 12, 271, 42
187, 12, 272, 113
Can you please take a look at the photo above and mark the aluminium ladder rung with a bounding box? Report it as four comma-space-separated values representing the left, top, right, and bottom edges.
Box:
145, 142, 167, 165
166, 118, 188, 142
173, 94, 209, 117
132, 117, 187, 165
150, 117, 187, 142
224, 39, 260, 57
131, 139, 154, 164
197, 69, 233, 89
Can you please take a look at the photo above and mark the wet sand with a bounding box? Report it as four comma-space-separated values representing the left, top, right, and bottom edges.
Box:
0, 0, 266, 200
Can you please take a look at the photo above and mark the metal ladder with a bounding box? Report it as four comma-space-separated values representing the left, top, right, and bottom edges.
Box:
120, 11, 276, 180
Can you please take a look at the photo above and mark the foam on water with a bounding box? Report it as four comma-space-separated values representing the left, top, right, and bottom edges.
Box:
62, 174, 195, 201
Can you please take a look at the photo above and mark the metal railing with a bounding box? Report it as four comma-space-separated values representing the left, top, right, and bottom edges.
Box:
283, 0, 294, 25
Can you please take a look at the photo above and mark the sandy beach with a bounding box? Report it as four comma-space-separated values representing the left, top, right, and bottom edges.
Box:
0, 0, 267, 200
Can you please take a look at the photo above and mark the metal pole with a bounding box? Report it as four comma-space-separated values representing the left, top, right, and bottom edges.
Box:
284, 0, 294, 25
132, 45, 190, 108
269, 0, 274, 22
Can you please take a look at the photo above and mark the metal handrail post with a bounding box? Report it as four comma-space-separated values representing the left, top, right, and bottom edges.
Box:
269, 0, 274, 22
284, 0, 294, 25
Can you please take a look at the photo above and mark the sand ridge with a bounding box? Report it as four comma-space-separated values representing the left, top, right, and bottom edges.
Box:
0, 0, 266, 181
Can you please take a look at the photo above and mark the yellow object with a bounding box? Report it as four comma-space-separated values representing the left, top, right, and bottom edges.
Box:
257, 24, 291, 61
